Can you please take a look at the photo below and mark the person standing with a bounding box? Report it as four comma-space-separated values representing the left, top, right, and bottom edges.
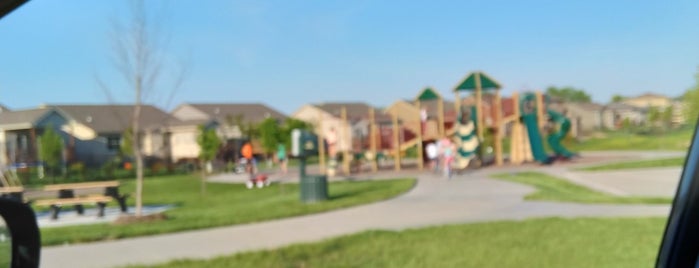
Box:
425, 141, 438, 172
241, 141, 254, 178
439, 137, 455, 179
276, 143, 287, 175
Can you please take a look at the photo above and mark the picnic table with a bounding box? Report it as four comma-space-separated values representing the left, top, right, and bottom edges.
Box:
35, 181, 128, 220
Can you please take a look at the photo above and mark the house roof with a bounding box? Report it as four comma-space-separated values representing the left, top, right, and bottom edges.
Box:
604, 102, 647, 112
184, 103, 286, 123
628, 93, 670, 100
0, 108, 52, 126
52, 104, 177, 134
314, 102, 374, 121
0, 104, 10, 113
567, 102, 605, 111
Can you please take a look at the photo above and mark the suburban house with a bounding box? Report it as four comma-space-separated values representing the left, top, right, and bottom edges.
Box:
621, 93, 673, 109
621, 93, 685, 126
0, 104, 179, 168
170, 103, 287, 162
0, 108, 69, 166
548, 102, 606, 137
601, 103, 647, 129
50, 104, 178, 166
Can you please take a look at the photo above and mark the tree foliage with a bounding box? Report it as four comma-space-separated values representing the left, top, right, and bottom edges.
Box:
197, 126, 221, 162
39, 127, 63, 169
120, 128, 134, 157
257, 118, 312, 155
225, 114, 259, 139
258, 118, 281, 155
647, 107, 661, 126
280, 118, 312, 149
683, 72, 699, 125
611, 95, 625, 103
662, 106, 674, 127
546, 86, 591, 103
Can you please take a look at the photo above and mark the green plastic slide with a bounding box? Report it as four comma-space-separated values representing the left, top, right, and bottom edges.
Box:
522, 113, 550, 163
546, 109, 576, 158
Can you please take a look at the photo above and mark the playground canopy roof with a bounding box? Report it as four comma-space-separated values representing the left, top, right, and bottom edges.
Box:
454, 71, 502, 92
415, 87, 442, 101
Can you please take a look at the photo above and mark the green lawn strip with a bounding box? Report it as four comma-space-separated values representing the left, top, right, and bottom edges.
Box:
0, 227, 10, 268
134, 217, 666, 268
578, 157, 685, 171
40, 175, 415, 246
565, 128, 692, 151
491, 172, 671, 204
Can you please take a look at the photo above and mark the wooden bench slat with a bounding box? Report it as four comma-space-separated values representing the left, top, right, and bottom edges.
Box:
44, 181, 119, 191
35, 196, 113, 206
0, 186, 24, 193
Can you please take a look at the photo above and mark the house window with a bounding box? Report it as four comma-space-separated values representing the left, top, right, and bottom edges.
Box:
107, 136, 121, 151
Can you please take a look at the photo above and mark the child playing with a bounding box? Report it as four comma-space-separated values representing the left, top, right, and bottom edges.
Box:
440, 137, 455, 179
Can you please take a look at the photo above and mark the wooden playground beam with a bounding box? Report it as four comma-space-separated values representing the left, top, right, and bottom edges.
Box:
510, 91, 522, 164
369, 107, 378, 172
316, 114, 326, 174
454, 92, 461, 129
341, 107, 351, 175
474, 72, 484, 141
535, 91, 545, 129
494, 89, 503, 166
415, 101, 424, 171
437, 97, 445, 138
392, 112, 401, 171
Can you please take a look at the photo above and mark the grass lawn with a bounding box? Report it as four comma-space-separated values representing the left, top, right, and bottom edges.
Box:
39, 175, 415, 246
564, 128, 692, 151
578, 157, 685, 171
137, 217, 667, 268
491, 172, 671, 204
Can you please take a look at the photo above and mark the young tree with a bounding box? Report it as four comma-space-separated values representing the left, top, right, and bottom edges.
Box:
279, 118, 312, 149
39, 127, 63, 181
258, 118, 281, 157
120, 128, 134, 157
225, 114, 259, 139
662, 105, 674, 128
647, 106, 661, 127
101, 0, 187, 216
546, 86, 592, 103
197, 125, 221, 195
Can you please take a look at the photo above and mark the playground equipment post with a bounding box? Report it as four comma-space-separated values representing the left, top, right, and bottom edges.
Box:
392, 112, 401, 171
369, 107, 378, 172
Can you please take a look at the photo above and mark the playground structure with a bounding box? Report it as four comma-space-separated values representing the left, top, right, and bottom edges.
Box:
307, 71, 577, 176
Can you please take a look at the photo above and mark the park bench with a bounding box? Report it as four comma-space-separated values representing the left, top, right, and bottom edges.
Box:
0, 186, 24, 202
36, 181, 128, 220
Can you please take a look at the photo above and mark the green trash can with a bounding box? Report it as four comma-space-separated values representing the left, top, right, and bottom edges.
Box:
301, 175, 328, 203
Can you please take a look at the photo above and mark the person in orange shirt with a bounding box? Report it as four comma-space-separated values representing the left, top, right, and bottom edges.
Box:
241, 141, 254, 176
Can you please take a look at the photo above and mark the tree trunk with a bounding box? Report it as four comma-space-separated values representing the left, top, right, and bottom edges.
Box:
200, 160, 207, 196
133, 79, 143, 217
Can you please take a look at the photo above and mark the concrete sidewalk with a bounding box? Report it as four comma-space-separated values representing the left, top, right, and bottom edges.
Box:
41, 168, 671, 268
545, 167, 682, 197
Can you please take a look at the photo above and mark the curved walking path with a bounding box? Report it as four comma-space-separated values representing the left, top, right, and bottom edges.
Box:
41, 151, 678, 268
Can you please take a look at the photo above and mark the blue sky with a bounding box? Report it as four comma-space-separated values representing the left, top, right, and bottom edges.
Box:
1, 1, 698, 114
